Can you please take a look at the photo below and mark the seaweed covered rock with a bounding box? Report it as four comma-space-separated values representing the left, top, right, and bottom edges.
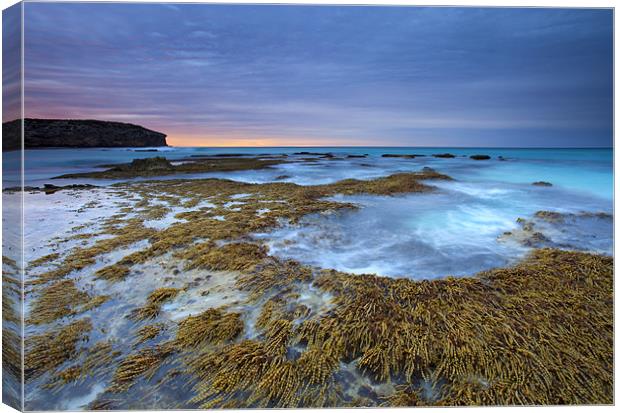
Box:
24, 169, 613, 408
184, 249, 612, 408
52, 156, 285, 179
113, 157, 173, 172
175, 307, 244, 348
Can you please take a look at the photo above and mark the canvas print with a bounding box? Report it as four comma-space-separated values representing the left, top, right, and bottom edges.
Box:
1, 1, 614, 410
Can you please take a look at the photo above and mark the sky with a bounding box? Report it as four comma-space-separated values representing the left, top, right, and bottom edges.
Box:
17, 3, 614, 147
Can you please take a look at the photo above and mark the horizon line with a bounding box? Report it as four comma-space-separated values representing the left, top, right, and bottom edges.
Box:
166, 145, 614, 149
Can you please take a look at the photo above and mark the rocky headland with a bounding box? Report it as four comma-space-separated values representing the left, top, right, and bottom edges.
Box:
2, 118, 168, 151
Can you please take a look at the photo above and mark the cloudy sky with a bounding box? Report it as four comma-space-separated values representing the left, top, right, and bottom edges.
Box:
20, 3, 613, 147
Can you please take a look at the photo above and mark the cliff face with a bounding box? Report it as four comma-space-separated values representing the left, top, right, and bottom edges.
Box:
2, 118, 167, 151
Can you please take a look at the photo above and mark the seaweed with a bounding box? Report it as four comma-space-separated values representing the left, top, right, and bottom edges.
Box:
2, 329, 22, 380
25, 319, 93, 382
32, 220, 156, 284
2, 289, 20, 325
95, 263, 131, 281
20, 169, 613, 407
175, 307, 244, 349
306, 249, 613, 405
381, 386, 426, 407
28, 279, 109, 325
186, 249, 612, 407
108, 344, 174, 392
129, 288, 180, 321
44, 341, 122, 390
237, 259, 313, 300
134, 323, 166, 347
180, 242, 268, 272
27, 252, 60, 269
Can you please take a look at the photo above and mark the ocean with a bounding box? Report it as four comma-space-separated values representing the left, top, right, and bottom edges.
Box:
5, 146, 613, 280
3, 146, 613, 409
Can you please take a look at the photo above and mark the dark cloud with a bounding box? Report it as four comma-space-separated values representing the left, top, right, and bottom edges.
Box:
23, 4, 612, 146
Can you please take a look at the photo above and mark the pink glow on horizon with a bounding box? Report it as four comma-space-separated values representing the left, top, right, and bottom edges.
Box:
166, 133, 359, 147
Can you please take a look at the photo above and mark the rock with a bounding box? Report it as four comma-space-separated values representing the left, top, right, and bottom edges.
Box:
275, 175, 290, 180
286, 347, 302, 361
358, 385, 378, 400
498, 219, 550, 247
2, 183, 98, 194
580, 211, 612, 220
532, 181, 553, 187
2, 118, 167, 151
534, 210, 564, 222
498, 156, 506, 161
422, 167, 436, 173
346, 154, 368, 158
258, 153, 287, 158
3, 186, 38, 193
108, 157, 173, 173
433, 153, 456, 158
42, 183, 97, 194
293, 151, 333, 157
524, 232, 551, 246
381, 154, 415, 158
470, 154, 491, 160
53, 156, 283, 179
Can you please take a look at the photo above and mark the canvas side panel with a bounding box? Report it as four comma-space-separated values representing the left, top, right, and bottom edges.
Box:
2, 2, 24, 411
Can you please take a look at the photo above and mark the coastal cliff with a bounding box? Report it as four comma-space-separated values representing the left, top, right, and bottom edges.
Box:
2, 118, 167, 151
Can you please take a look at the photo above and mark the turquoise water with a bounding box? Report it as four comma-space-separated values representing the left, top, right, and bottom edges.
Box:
4, 146, 613, 279
2, 147, 613, 200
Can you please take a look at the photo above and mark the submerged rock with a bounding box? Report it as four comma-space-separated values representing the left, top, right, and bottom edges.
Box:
432, 153, 456, 158
532, 181, 553, 187
381, 154, 416, 158
293, 151, 333, 157
499, 210, 612, 252
470, 154, 491, 160
534, 210, 564, 222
